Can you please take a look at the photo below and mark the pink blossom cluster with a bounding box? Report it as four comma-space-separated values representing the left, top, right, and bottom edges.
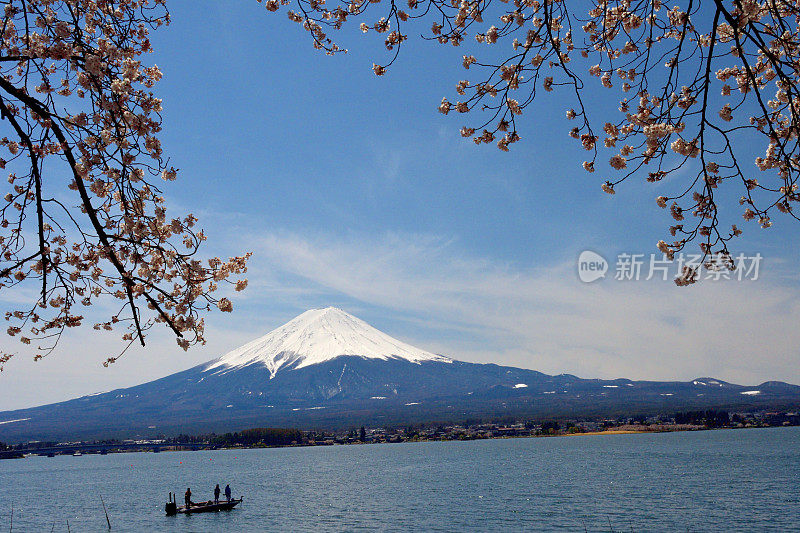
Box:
260, 0, 800, 281
0, 1, 250, 365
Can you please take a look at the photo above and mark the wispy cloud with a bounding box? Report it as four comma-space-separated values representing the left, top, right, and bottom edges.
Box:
247, 230, 800, 386
4, 228, 797, 411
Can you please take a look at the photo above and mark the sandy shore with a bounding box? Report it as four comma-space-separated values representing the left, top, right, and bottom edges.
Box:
565, 429, 649, 436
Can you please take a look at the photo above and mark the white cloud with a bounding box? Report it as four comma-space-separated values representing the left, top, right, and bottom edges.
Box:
3, 229, 797, 410
249, 230, 800, 385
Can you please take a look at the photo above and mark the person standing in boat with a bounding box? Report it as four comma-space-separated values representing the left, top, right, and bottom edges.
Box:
214, 484, 221, 504
224, 484, 231, 502
184, 487, 192, 509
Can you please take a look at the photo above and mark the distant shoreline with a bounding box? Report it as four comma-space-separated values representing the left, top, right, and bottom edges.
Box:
9, 423, 799, 460
5, 413, 798, 459
564, 429, 650, 436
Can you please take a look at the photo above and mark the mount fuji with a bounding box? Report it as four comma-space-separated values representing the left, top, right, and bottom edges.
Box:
204, 307, 451, 378
2, 307, 800, 442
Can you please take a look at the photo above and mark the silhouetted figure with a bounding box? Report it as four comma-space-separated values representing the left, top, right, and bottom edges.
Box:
184, 488, 192, 509
214, 484, 221, 504
224, 484, 231, 502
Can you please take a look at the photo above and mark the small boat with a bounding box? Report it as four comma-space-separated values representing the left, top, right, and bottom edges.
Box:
72, 451, 82, 456
165, 492, 242, 515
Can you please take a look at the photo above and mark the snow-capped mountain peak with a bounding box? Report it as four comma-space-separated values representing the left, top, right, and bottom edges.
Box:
205, 307, 451, 378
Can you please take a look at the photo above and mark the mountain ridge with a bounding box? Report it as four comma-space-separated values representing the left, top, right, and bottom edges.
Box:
1, 308, 799, 443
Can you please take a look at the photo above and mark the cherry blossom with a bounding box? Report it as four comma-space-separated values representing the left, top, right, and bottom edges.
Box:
1, 1, 250, 367
264, 0, 800, 283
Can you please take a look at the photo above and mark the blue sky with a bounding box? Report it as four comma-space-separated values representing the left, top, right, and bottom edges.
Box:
1, 1, 799, 410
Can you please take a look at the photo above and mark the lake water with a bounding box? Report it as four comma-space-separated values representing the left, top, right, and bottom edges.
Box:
2, 427, 798, 532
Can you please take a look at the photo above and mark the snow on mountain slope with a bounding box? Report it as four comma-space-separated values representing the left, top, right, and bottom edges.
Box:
205, 307, 451, 378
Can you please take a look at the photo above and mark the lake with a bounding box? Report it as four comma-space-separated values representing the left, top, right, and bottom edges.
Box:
2, 427, 798, 531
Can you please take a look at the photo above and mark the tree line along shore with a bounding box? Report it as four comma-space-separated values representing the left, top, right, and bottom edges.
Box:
2, 408, 798, 458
